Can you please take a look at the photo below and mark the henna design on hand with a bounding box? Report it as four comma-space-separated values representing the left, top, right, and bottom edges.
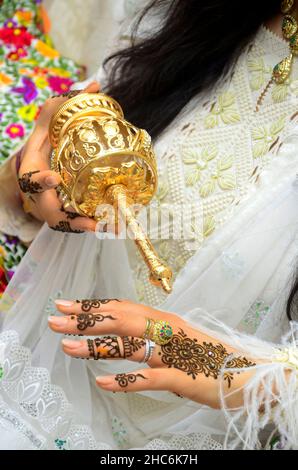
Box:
71, 313, 116, 331
89, 336, 121, 360
50, 221, 84, 233
60, 206, 81, 220
159, 329, 256, 387
87, 336, 145, 360
115, 373, 147, 388
51, 90, 82, 99
18, 171, 42, 194
76, 299, 120, 312
122, 337, 146, 358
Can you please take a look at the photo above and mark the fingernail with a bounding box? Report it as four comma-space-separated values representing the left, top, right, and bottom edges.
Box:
48, 316, 68, 326
45, 176, 59, 187
55, 300, 74, 307
96, 376, 113, 386
62, 339, 81, 349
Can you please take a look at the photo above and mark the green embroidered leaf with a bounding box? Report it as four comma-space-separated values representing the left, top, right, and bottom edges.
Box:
156, 181, 169, 201
182, 148, 199, 164
201, 145, 218, 161
203, 216, 216, 237
270, 117, 285, 136
186, 169, 200, 186
204, 114, 218, 129
253, 141, 269, 158
218, 173, 236, 190
217, 155, 234, 171
199, 179, 216, 198
272, 84, 288, 103
247, 57, 265, 72
218, 92, 235, 108
221, 109, 241, 125
251, 126, 267, 140
250, 74, 265, 91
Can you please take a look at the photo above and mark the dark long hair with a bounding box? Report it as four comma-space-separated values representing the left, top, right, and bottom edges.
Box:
105, 0, 280, 139
287, 277, 298, 321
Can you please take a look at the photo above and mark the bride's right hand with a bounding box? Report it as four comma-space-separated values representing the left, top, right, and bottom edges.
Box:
16, 81, 100, 233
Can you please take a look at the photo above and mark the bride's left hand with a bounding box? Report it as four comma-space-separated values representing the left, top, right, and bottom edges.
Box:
48, 298, 257, 409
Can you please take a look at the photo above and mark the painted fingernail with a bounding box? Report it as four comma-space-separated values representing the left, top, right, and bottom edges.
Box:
48, 316, 68, 326
62, 339, 81, 349
96, 376, 113, 386
55, 300, 74, 307
45, 176, 59, 187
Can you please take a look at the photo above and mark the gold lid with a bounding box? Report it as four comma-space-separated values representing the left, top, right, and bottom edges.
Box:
49, 93, 124, 148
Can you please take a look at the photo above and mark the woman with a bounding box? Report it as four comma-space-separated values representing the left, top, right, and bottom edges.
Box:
0, 0, 298, 450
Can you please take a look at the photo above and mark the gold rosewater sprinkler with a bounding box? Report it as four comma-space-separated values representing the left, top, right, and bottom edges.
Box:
49, 93, 173, 293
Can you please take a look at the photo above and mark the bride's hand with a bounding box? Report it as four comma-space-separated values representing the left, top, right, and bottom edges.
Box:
48, 298, 257, 409
16, 82, 100, 233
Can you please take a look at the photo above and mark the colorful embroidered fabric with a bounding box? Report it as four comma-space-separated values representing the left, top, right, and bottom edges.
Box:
0, 0, 83, 295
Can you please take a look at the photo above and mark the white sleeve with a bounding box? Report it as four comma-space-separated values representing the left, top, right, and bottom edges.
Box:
187, 312, 298, 450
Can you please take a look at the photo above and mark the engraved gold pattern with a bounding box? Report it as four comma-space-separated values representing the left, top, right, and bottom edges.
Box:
49, 93, 173, 293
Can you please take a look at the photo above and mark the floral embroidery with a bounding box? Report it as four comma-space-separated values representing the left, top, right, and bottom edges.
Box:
0, 0, 83, 295
0, 0, 82, 163
252, 117, 285, 158
183, 145, 218, 186
0, 235, 27, 289
182, 143, 236, 197
221, 250, 246, 280
204, 92, 241, 128
203, 215, 216, 238
5, 123, 25, 138
248, 56, 271, 91
17, 103, 38, 121
112, 417, 129, 448
44, 291, 63, 316
199, 154, 236, 198
54, 438, 67, 450
242, 300, 271, 331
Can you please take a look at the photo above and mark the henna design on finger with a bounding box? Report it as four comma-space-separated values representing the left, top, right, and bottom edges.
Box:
50, 221, 84, 233
60, 206, 81, 220
115, 373, 147, 388
18, 171, 42, 194
71, 313, 116, 331
159, 329, 256, 388
87, 336, 146, 360
51, 90, 82, 99
94, 337, 121, 360
122, 337, 146, 358
87, 338, 96, 359
76, 299, 120, 312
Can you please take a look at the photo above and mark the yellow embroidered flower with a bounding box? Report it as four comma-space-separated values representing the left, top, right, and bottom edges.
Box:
35, 40, 60, 59
15, 10, 33, 26
248, 57, 271, 91
0, 246, 6, 259
183, 145, 218, 186
17, 104, 38, 122
252, 117, 285, 158
0, 72, 12, 87
199, 155, 236, 198
19, 68, 34, 76
21, 59, 38, 66
48, 67, 72, 78
35, 76, 48, 88
205, 92, 240, 128
203, 215, 216, 237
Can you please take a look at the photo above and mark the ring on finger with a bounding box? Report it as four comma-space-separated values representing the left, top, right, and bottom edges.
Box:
141, 339, 156, 363
142, 318, 173, 346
